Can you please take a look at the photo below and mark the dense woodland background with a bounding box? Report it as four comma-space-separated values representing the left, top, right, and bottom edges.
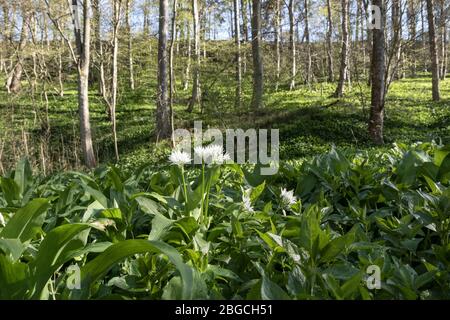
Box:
0, 0, 449, 173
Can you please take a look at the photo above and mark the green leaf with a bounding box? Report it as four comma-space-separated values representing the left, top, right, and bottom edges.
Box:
0, 254, 30, 299
261, 275, 290, 300
0, 199, 50, 242
250, 181, 266, 203
0, 238, 25, 261
30, 223, 91, 298
14, 158, 33, 198
77, 240, 205, 299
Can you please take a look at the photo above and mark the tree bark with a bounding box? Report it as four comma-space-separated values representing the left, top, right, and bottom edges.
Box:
426, 0, 441, 101
326, 0, 334, 82
234, 0, 242, 109
156, 0, 173, 139
110, 0, 121, 162
251, 0, 263, 110
288, 0, 296, 90
77, 0, 96, 168
408, 0, 417, 76
369, 0, 386, 145
274, 0, 281, 90
8, 10, 29, 94
334, 0, 349, 97
187, 0, 201, 112
304, 0, 312, 85
126, 0, 135, 90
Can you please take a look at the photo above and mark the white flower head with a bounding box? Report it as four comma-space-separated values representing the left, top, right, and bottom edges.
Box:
0, 212, 5, 226
242, 194, 254, 213
169, 150, 191, 166
280, 188, 297, 208
195, 144, 231, 165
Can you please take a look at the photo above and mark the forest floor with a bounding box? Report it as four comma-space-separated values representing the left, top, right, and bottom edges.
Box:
0, 73, 449, 173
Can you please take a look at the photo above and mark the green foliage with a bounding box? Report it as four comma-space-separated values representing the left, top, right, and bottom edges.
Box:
1, 142, 450, 299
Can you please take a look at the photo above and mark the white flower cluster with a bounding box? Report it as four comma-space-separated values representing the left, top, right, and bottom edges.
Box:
194, 145, 231, 165
169, 150, 192, 166
0, 212, 6, 226
280, 188, 297, 208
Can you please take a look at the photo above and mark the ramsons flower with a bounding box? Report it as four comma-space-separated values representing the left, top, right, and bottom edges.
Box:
0, 212, 5, 226
169, 150, 191, 166
195, 145, 231, 164
280, 188, 297, 208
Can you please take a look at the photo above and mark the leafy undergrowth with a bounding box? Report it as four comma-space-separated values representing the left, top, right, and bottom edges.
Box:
1, 142, 450, 300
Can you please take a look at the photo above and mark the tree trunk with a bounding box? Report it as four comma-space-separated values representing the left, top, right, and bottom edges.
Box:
426, 0, 441, 101
187, 0, 201, 112
241, 0, 249, 42
326, 0, 334, 82
169, 0, 178, 132
183, 19, 191, 91
110, 0, 121, 162
234, 0, 242, 109
77, 0, 96, 168
156, 0, 173, 139
8, 10, 29, 94
288, 0, 296, 90
439, 0, 447, 80
408, 0, 417, 76
334, 0, 349, 97
251, 0, 263, 110
304, 0, 312, 85
274, 0, 281, 90
126, 0, 135, 90
369, 0, 386, 145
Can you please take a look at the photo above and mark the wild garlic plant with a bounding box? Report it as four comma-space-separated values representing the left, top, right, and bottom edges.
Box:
169, 145, 231, 229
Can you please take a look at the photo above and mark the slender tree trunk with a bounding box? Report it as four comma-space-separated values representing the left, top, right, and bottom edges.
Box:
439, 0, 447, 79
110, 0, 121, 162
93, 0, 106, 96
251, 0, 263, 110
169, 0, 178, 139
408, 0, 417, 76
183, 19, 191, 91
326, 0, 334, 82
187, 0, 201, 112
304, 0, 312, 85
126, 0, 135, 90
77, 0, 96, 168
8, 11, 29, 94
334, 0, 349, 97
274, 0, 281, 90
369, 0, 386, 145
426, 0, 441, 101
156, 0, 173, 139
288, 0, 296, 90
234, 0, 242, 109
241, 0, 249, 42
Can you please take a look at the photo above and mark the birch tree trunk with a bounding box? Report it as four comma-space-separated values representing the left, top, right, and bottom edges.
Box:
234, 0, 242, 109
426, 0, 441, 101
251, 0, 263, 110
274, 0, 281, 90
126, 0, 135, 90
187, 0, 201, 112
326, 0, 334, 82
334, 0, 349, 97
288, 0, 296, 90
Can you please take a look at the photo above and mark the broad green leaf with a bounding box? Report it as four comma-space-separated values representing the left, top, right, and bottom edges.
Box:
0, 254, 30, 299
30, 224, 91, 298
261, 275, 290, 300
0, 238, 25, 261
0, 199, 50, 242
77, 240, 205, 299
